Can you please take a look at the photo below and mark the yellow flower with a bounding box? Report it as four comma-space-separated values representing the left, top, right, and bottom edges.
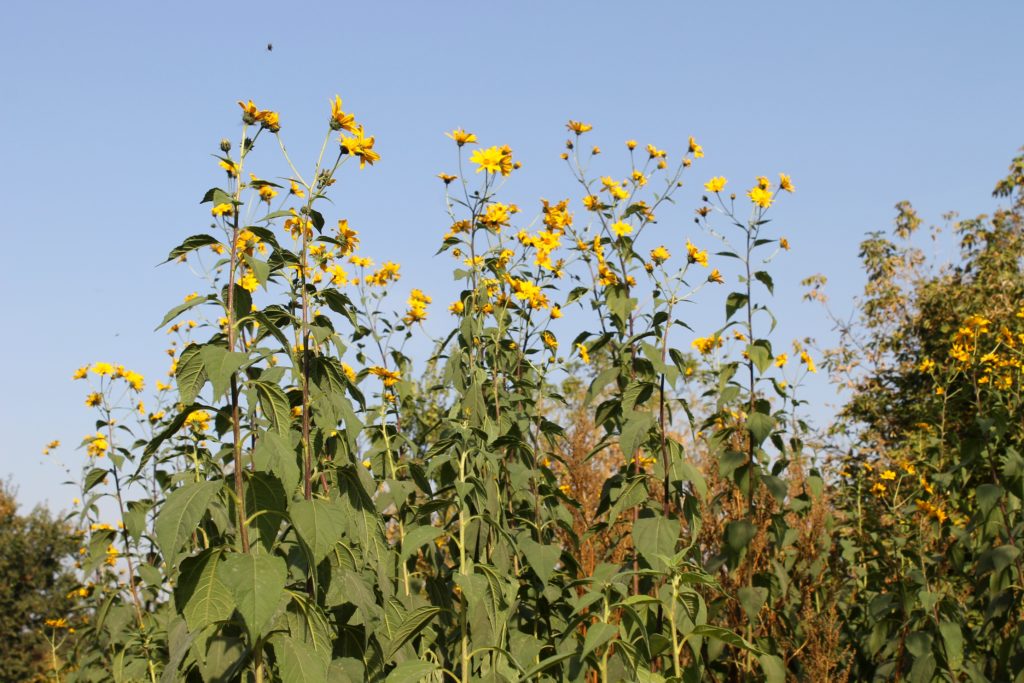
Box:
437, 173, 457, 184
542, 331, 558, 351
218, 159, 239, 177
708, 268, 724, 284
625, 139, 637, 150
688, 136, 704, 158
747, 185, 773, 209
704, 176, 727, 193
610, 220, 633, 237
45, 618, 69, 629
86, 432, 109, 458
870, 482, 887, 496
369, 366, 401, 387
774, 353, 789, 368
124, 371, 144, 391
799, 350, 817, 373
470, 145, 514, 176
446, 128, 477, 146
646, 143, 666, 159
449, 300, 465, 315
329, 95, 358, 132
686, 240, 708, 267
880, 469, 897, 481
42, 440, 60, 455
918, 358, 935, 372
289, 180, 306, 198
566, 120, 593, 134
239, 269, 259, 293
340, 125, 380, 168
779, 237, 790, 250
91, 362, 114, 376
576, 343, 590, 365
550, 305, 562, 319
73, 365, 89, 380
779, 173, 795, 192
691, 335, 723, 355
211, 202, 234, 217
650, 246, 670, 263
85, 392, 102, 407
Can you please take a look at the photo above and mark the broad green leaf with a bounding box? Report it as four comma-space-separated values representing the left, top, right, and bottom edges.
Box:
401, 525, 444, 562
939, 620, 963, 671
252, 430, 300, 492
632, 515, 678, 567
175, 344, 207, 406
747, 340, 773, 374
275, 635, 329, 683
725, 292, 749, 320
245, 472, 287, 552
166, 234, 221, 263
753, 270, 774, 294
199, 345, 248, 402
218, 552, 286, 638
290, 499, 346, 565
582, 621, 617, 658
156, 294, 215, 329
725, 520, 756, 554
758, 654, 786, 683
519, 537, 561, 584
155, 480, 221, 569
620, 411, 655, 457
746, 412, 773, 446
976, 484, 1002, 517
691, 624, 763, 654
737, 586, 768, 622
384, 660, 437, 683
175, 549, 234, 632
385, 605, 442, 659
253, 379, 291, 434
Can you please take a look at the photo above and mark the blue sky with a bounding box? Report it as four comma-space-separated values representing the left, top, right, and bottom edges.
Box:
2, 1, 1022, 511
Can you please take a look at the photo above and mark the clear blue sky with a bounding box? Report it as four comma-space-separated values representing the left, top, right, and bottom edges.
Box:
2, 2, 1022, 511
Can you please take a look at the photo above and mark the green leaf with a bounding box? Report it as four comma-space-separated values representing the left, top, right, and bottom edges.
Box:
252, 431, 300, 492
253, 379, 291, 434
758, 654, 786, 683
519, 537, 561, 584
691, 624, 763, 654
384, 660, 437, 683
175, 549, 234, 632
199, 345, 248, 402
245, 472, 287, 552
175, 344, 207, 406
725, 520, 756, 554
401, 525, 444, 562
83, 467, 107, 493
166, 234, 221, 262
725, 292, 749, 320
218, 552, 286, 638
385, 606, 442, 659
939, 620, 963, 671
747, 340, 773, 374
582, 621, 617, 658
620, 411, 655, 457
632, 515, 678, 567
155, 480, 221, 569
275, 635, 329, 683
290, 499, 346, 565
737, 586, 768, 622
753, 270, 774, 294
976, 484, 1002, 517
156, 294, 216, 329
746, 412, 774, 446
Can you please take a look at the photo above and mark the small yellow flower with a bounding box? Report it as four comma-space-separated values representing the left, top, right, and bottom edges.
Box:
550, 305, 562, 319
610, 220, 633, 237
566, 120, 593, 134
437, 173, 457, 184
625, 139, 637, 150
708, 268, 724, 284
650, 246, 670, 263
446, 128, 477, 146
686, 240, 708, 267
880, 470, 897, 481
704, 176, 727, 193
329, 95, 358, 133
799, 350, 817, 373
576, 343, 590, 365
688, 136, 704, 158
91, 362, 114, 376
774, 353, 789, 368
85, 392, 102, 407
779, 237, 790, 250
779, 173, 795, 192
369, 366, 401, 387
747, 185, 773, 209
211, 202, 234, 217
